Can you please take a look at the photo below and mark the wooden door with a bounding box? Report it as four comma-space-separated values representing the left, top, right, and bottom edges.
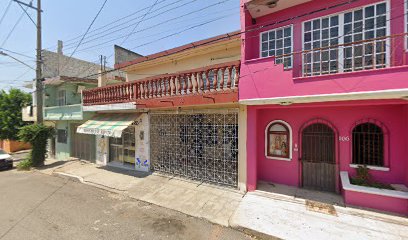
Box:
301, 123, 336, 192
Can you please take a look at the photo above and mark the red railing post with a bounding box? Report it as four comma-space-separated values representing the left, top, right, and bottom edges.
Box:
213, 68, 218, 92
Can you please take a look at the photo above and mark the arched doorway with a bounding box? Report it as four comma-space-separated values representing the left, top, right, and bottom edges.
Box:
301, 122, 336, 192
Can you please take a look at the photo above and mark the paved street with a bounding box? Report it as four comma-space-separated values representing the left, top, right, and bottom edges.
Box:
0, 170, 254, 240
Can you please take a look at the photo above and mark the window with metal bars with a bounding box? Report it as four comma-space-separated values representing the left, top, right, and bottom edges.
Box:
352, 122, 384, 166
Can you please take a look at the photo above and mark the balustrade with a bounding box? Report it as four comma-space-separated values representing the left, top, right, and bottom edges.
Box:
82, 61, 240, 105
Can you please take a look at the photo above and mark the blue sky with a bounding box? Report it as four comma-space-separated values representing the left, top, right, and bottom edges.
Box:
0, 0, 240, 91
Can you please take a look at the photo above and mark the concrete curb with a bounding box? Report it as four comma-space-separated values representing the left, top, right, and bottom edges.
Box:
51, 171, 125, 194
52, 172, 84, 183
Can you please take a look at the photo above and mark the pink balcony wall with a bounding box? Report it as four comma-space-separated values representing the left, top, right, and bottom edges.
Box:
240, 0, 408, 100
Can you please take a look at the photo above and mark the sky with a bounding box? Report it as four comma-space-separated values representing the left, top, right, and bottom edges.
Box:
0, 0, 240, 91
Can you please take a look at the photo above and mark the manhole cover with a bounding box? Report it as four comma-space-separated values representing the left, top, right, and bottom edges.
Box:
305, 200, 337, 216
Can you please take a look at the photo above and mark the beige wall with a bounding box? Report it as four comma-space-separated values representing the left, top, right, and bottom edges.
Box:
238, 105, 247, 192
126, 40, 240, 81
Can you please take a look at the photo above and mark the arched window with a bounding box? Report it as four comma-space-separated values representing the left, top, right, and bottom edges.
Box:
266, 121, 291, 160
352, 122, 384, 166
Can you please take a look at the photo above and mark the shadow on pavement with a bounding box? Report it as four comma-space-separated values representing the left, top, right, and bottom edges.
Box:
97, 165, 151, 178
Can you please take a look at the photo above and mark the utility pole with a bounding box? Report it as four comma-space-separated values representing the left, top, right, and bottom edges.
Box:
36, 0, 43, 124
13, 0, 43, 123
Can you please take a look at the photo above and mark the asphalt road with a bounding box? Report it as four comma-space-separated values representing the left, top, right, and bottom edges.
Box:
0, 170, 254, 240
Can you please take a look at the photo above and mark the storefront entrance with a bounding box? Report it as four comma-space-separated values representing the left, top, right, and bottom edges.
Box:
150, 112, 239, 187
301, 122, 336, 192
109, 126, 136, 167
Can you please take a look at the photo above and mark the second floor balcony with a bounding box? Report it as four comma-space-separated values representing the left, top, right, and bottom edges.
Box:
43, 104, 84, 121
240, 33, 408, 103
82, 61, 240, 109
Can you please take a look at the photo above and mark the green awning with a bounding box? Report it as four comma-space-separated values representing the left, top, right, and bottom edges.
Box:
77, 113, 138, 138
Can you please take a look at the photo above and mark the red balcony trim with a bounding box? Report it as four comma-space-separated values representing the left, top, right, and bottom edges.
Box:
82, 61, 241, 107
135, 89, 238, 109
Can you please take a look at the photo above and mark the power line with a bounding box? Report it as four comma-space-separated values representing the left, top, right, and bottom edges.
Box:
0, 1, 31, 48
130, 13, 236, 51
65, 0, 233, 53
119, 0, 160, 46
75, 6, 237, 54
63, 0, 202, 50
0, 0, 12, 27
43, 0, 172, 50
0, 47, 35, 59
61, 0, 109, 72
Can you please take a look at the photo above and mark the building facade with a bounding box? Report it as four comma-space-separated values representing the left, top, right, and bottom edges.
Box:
79, 32, 247, 191
240, 0, 408, 214
22, 42, 122, 161
43, 76, 97, 161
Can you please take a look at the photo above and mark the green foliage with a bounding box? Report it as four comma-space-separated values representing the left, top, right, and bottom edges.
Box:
18, 124, 54, 167
17, 158, 33, 171
0, 88, 32, 140
350, 166, 394, 190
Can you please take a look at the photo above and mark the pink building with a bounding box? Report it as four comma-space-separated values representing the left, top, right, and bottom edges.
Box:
240, 0, 408, 215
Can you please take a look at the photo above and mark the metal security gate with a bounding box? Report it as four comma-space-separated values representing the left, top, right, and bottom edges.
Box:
71, 124, 96, 162
150, 112, 238, 187
301, 123, 336, 192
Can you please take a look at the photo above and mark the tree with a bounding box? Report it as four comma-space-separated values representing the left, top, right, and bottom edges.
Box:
18, 124, 54, 167
0, 88, 31, 140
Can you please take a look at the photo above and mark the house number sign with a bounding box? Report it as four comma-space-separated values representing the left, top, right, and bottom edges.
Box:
339, 136, 350, 142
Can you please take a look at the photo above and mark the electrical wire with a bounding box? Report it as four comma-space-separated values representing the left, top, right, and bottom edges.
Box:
62, 0, 109, 69
63, 0, 232, 52
0, 47, 35, 59
43, 0, 172, 50
0, 0, 12, 27
75, 5, 238, 54
0, 1, 31, 48
61, 0, 196, 49
121, 0, 162, 46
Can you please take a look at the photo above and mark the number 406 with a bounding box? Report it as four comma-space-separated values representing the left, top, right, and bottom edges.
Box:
339, 136, 350, 142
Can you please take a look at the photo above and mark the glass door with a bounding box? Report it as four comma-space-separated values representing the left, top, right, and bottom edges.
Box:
108, 126, 136, 167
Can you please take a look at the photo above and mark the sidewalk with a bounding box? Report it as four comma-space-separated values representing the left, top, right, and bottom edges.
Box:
36, 159, 408, 239
231, 183, 408, 240
37, 159, 243, 227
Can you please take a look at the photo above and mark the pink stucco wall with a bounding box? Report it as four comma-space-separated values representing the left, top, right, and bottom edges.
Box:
246, 102, 408, 190
240, 0, 408, 100
343, 190, 408, 215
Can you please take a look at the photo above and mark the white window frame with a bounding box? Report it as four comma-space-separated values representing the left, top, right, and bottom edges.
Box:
301, 1, 390, 76
259, 24, 294, 69
265, 120, 292, 161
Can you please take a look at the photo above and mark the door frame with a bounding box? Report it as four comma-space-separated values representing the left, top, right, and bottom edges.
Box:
298, 118, 340, 193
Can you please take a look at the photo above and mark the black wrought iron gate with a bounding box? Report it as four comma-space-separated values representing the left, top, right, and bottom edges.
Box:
150, 112, 238, 187
301, 123, 336, 192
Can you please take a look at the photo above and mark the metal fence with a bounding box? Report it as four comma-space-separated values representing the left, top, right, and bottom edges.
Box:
150, 112, 238, 187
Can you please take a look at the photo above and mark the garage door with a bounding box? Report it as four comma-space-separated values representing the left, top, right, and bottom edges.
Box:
150, 112, 238, 187
71, 124, 96, 162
